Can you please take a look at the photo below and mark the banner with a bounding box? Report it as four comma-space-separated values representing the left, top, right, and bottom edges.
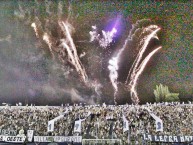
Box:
82, 139, 121, 144
47, 120, 55, 132
27, 130, 34, 142
73, 112, 91, 133
0, 129, 17, 136
150, 113, 163, 132
0, 135, 26, 143
74, 120, 82, 133
122, 114, 129, 133
34, 136, 82, 143
143, 134, 193, 143
47, 109, 69, 132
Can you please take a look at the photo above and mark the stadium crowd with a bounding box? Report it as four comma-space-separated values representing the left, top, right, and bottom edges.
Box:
0, 102, 193, 144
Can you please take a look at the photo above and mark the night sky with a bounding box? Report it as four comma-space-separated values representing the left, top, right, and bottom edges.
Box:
0, 0, 192, 105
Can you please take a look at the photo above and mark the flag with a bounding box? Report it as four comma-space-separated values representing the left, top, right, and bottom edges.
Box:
122, 114, 129, 133
73, 111, 90, 133
47, 111, 68, 132
150, 113, 163, 132
53, 115, 64, 121
27, 130, 34, 142
74, 120, 82, 133
47, 120, 55, 132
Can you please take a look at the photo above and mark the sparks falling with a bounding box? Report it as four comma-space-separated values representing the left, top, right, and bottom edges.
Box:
20, 1, 162, 105
58, 21, 88, 83
43, 33, 55, 59
108, 37, 129, 104
89, 26, 117, 48
31, 22, 39, 38
129, 46, 162, 104
127, 25, 160, 82
108, 20, 161, 104
126, 25, 161, 104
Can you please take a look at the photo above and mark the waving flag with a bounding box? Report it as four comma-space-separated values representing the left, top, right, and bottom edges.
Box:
74, 111, 91, 133
47, 108, 69, 132
150, 113, 163, 132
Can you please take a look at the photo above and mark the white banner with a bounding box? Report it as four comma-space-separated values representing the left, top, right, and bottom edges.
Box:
47, 109, 69, 132
143, 134, 193, 143
27, 130, 34, 142
150, 113, 163, 132
0, 135, 26, 143
155, 119, 163, 132
74, 120, 82, 133
122, 115, 129, 133
34, 136, 82, 143
73, 112, 90, 134
47, 120, 55, 132
0, 129, 17, 136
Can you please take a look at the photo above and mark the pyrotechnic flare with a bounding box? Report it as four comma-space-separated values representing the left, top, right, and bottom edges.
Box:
127, 26, 161, 82
108, 57, 118, 104
125, 26, 161, 104
31, 22, 39, 38
43, 33, 55, 59
129, 46, 161, 104
59, 21, 88, 83
108, 26, 132, 104
108, 19, 161, 104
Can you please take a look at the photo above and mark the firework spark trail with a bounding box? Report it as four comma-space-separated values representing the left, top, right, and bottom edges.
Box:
129, 46, 162, 104
126, 26, 161, 104
31, 23, 39, 38
108, 25, 134, 104
108, 21, 161, 104
126, 26, 161, 83
108, 36, 131, 104
42, 33, 55, 59
59, 21, 88, 83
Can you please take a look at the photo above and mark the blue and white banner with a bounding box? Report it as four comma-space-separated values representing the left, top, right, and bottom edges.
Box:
150, 113, 163, 132
74, 120, 82, 133
47, 109, 69, 132
27, 130, 34, 142
122, 114, 129, 133
74, 111, 91, 133
143, 134, 193, 143
47, 119, 55, 132
0, 135, 26, 143
34, 136, 82, 143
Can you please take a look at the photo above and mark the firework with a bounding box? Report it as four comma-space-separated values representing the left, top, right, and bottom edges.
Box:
126, 26, 161, 104
89, 26, 117, 48
31, 23, 39, 38
108, 20, 161, 104
129, 46, 162, 104
42, 33, 55, 59
59, 21, 88, 83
